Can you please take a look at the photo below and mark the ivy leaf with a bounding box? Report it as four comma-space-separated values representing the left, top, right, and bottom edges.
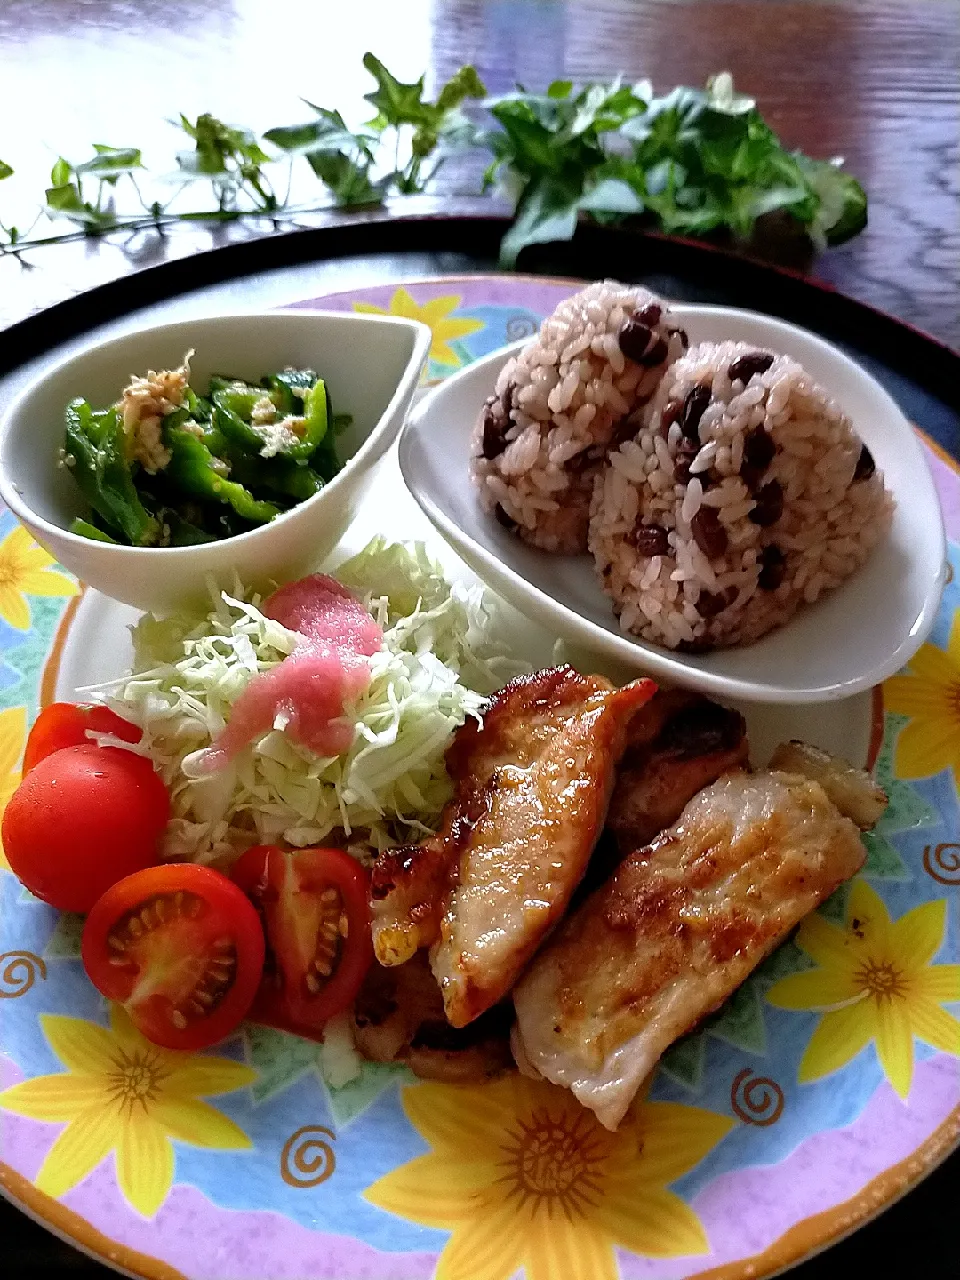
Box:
176, 113, 275, 210
177, 114, 269, 176
266, 106, 375, 160
799, 154, 868, 246
45, 169, 117, 230
0, 159, 12, 181
307, 149, 382, 206
484, 77, 650, 263
485, 97, 564, 175
705, 70, 756, 115
74, 145, 143, 183
50, 156, 72, 188
578, 175, 644, 215
434, 64, 485, 114
266, 105, 379, 206
499, 176, 580, 268
362, 52, 432, 127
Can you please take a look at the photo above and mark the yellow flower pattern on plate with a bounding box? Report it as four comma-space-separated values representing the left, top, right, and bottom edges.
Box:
353, 288, 482, 367
767, 879, 960, 1099
364, 1074, 734, 1280
0, 704, 25, 871
0, 1004, 256, 1217
884, 608, 960, 785
0, 524, 78, 631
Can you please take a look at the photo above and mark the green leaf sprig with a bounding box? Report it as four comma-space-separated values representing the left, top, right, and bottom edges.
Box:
0, 59, 865, 267
264, 55, 485, 207
176, 114, 277, 215
45, 146, 145, 231
484, 72, 867, 265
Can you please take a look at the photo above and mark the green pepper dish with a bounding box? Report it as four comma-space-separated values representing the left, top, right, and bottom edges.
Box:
61, 358, 349, 546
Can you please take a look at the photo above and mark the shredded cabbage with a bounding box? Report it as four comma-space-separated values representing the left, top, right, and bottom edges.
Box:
88, 538, 524, 865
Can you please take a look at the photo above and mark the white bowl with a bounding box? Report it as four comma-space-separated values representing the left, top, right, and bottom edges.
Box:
398, 304, 946, 704
0, 309, 430, 614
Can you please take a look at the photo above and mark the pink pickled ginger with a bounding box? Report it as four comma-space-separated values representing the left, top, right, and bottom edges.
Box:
197, 574, 382, 772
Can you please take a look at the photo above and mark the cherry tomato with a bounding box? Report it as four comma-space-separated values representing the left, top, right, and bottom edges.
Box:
233, 845, 373, 1036
82, 863, 265, 1052
23, 702, 141, 774
2, 744, 169, 913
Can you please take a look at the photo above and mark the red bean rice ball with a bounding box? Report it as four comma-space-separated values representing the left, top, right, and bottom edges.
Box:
589, 340, 895, 650
470, 280, 688, 553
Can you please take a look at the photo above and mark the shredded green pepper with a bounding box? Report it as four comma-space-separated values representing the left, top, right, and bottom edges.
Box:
63, 399, 158, 546
69, 517, 117, 543
163, 417, 280, 524
64, 362, 346, 546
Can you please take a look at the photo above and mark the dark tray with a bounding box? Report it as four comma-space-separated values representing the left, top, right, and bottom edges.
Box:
0, 214, 956, 1279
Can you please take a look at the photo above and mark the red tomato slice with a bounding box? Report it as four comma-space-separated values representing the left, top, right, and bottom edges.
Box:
233, 845, 373, 1036
2, 743, 169, 913
82, 864, 265, 1051
22, 702, 141, 774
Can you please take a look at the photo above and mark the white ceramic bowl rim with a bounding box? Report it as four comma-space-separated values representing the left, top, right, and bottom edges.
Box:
0, 308, 431, 557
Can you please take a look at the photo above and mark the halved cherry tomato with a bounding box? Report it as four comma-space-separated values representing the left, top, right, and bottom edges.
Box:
82, 864, 265, 1052
22, 702, 141, 774
233, 845, 373, 1037
2, 744, 169, 913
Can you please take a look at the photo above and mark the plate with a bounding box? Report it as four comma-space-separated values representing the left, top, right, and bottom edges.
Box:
399, 306, 945, 704
0, 276, 957, 1280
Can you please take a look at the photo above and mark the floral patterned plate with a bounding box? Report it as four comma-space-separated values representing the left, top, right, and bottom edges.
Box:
0, 277, 957, 1280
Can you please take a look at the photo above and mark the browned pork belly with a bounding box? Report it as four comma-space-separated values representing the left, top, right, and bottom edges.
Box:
370, 665, 655, 1027
512, 748, 884, 1130
606, 689, 748, 853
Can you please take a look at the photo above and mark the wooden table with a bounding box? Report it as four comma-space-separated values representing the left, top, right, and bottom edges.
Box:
0, 1, 957, 1275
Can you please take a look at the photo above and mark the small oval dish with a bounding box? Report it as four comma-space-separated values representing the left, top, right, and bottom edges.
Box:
0, 309, 430, 615
398, 304, 945, 704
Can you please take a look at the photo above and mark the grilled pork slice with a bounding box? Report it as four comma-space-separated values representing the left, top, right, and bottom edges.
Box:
769, 740, 887, 829
370, 666, 655, 1026
353, 951, 513, 1084
607, 691, 748, 854
513, 753, 880, 1130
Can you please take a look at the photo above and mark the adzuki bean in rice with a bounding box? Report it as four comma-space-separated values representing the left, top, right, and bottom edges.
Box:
589, 340, 895, 650
469, 280, 688, 553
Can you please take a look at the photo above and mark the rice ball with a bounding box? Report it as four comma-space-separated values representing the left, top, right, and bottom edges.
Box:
589, 340, 895, 650
470, 280, 688, 553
